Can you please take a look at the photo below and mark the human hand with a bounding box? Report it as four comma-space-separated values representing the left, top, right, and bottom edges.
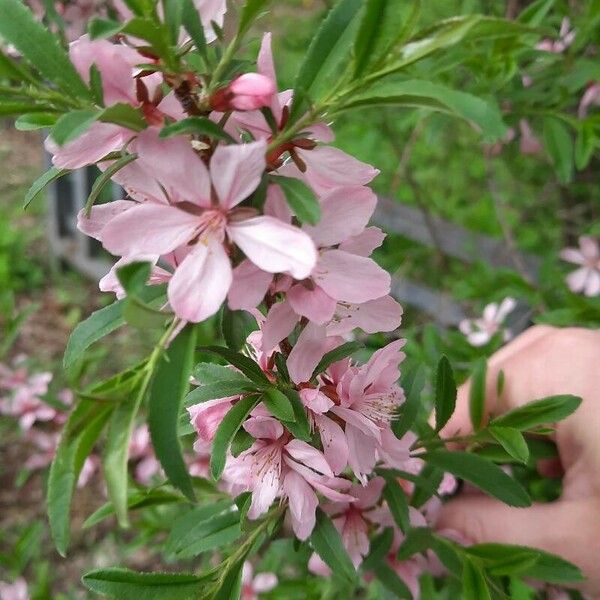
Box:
435, 326, 600, 597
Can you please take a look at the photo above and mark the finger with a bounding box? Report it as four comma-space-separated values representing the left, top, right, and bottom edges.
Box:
436, 495, 600, 592
440, 325, 556, 438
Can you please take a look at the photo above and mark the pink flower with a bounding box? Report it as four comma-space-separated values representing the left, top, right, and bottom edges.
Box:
560, 236, 600, 297
579, 82, 600, 118
86, 131, 317, 323
329, 341, 406, 480
188, 397, 235, 442
211, 73, 276, 112
459, 297, 517, 347
536, 17, 575, 53
225, 416, 353, 539
46, 36, 183, 169
0, 578, 28, 600
240, 562, 278, 600
518, 119, 543, 156
129, 425, 161, 484
0, 361, 55, 430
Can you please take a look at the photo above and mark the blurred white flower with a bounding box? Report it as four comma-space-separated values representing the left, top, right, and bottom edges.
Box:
459, 298, 517, 346
560, 236, 600, 297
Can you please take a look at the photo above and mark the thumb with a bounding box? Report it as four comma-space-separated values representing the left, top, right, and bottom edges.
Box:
436, 496, 600, 589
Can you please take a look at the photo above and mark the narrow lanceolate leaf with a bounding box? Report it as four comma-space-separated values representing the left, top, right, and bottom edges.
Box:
181, 0, 207, 58
469, 358, 487, 430
373, 563, 412, 599
84, 153, 138, 213
290, 0, 363, 122
15, 113, 58, 131
237, 0, 272, 36
82, 568, 205, 600
23, 166, 69, 209
423, 450, 531, 507
0, 0, 90, 99
382, 477, 410, 532
48, 400, 114, 555
396, 527, 436, 560
354, 0, 421, 77
311, 341, 363, 379
185, 381, 257, 406
310, 509, 356, 583
434, 356, 457, 432
543, 117, 574, 183
362, 527, 394, 571
201, 346, 270, 385
263, 387, 295, 422
281, 389, 311, 441
394, 364, 426, 437
88, 17, 123, 39
193, 362, 255, 386
462, 559, 492, 600
159, 117, 235, 143
99, 103, 146, 131
0, 48, 38, 83
220, 307, 257, 352
489, 426, 529, 464
149, 326, 197, 501
490, 394, 582, 430
342, 79, 507, 142
51, 109, 100, 146
211, 395, 261, 480
275, 176, 321, 225
103, 378, 147, 527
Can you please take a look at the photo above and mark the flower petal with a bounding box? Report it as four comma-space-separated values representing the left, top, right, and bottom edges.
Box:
211, 140, 266, 209
285, 439, 333, 477
287, 323, 328, 384
314, 414, 348, 475
287, 284, 336, 325
338, 226, 386, 256
227, 216, 317, 280
227, 260, 273, 311
283, 470, 318, 541
77, 200, 135, 241
313, 250, 390, 303
262, 300, 299, 352
327, 295, 403, 336
168, 239, 232, 322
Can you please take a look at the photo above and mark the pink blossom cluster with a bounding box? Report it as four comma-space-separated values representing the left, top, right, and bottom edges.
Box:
459, 297, 517, 347
560, 236, 600, 297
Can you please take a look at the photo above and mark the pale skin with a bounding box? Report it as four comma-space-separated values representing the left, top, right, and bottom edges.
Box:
435, 326, 600, 597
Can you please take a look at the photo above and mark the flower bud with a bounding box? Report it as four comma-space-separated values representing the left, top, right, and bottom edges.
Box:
210, 73, 276, 112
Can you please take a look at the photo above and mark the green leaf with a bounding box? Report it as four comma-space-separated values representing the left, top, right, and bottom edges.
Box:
281, 388, 311, 441
342, 79, 507, 142
159, 116, 235, 143
0, 0, 90, 99
396, 527, 436, 561
543, 117, 574, 183
373, 563, 412, 598
237, 0, 271, 36
382, 477, 410, 532
231, 429, 254, 457
100, 103, 146, 131
423, 450, 531, 507
201, 346, 270, 385
212, 561, 244, 600
84, 489, 185, 528
467, 544, 583, 583
193, 362, 255, 386
51, 109, 100, 146
48, 400, 114, 555
185, 381, 257, 405
84, 153, 138, 213
518, 0, 556, 26
466, 545, 539, 576
488, 426, 529, 464
0, 48, 37, 83
82, 569, 204, 600
490, 394, 582, 430
354, 0, 421, 77
434, 356, 456, 432
263, 387, 295, 422
290, 0, 363, 122
88, 17, 123, 39
103, 379, 147, 527
311, 341, 363, 379
23, 166, 69, 209
469, 358, 487, 430
220, 307, 256, 352
15, 113, 58, 131
211, 395, 261, 479
394, 364, 426, 438
122, 18, 175, 66
310, 509, 356, 583
410, 463, 444, 508
361, 527, 394, 571
181, 0, 207, 58
462, 559, 491, 600
148, 326, 197, 501
274, 176, 321, 225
